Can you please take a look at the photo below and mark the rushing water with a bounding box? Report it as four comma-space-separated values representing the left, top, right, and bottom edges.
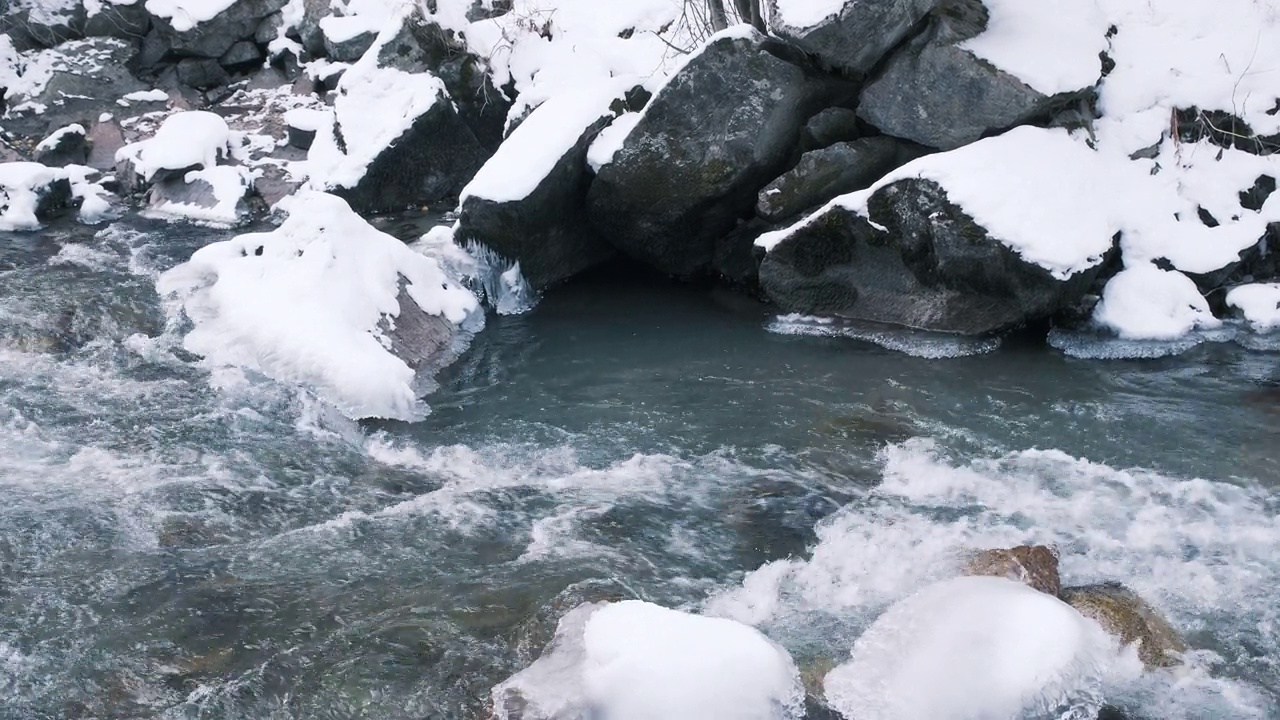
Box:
1, 218, 1278, 719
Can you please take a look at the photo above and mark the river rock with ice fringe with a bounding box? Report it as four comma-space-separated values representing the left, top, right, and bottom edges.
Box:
493, 600, 805, 720
156, 190, 483, 421
823, 576, 1122, 720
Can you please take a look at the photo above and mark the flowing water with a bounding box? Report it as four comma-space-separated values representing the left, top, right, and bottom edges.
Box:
1, 218, 1278, 719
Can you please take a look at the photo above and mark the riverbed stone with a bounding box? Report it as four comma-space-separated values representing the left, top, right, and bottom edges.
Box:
964, 544, 1061, 596
1060, 583, 1186, 669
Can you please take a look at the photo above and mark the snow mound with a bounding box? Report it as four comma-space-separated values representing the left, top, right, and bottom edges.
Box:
493, 600, 804, 720
824, 576, 1123, 720
960, 0, 1108, 97
305, 67, 447, 190
1093, 264, 1222, 341
144, 0, 239, 32
0, 162, 65, 231
1227, 283, 1280, 332
115, 111, 230, 182
156, 191, 482, 420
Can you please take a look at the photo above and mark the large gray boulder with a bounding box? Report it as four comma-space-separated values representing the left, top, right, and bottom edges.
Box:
767, 0, 939, 77
146, 0, 288, 59
858, 0, 1100, 150
759, 178, 1107, 335
456, 106, 617, 290
586, 29, 840, 278
756, 137, 902, 222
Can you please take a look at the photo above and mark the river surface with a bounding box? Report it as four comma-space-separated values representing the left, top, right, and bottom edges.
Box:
1, 218, 1278, 719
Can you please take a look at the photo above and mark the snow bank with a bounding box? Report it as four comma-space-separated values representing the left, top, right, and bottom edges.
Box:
1227, 283, 1280, 332
115, 111, 230, 181
960, 0, 1108, 96
306, 67, 447, 190
823, 576, 1123, 720
156, 191, 482, 420
0, 163, 65, 231
1093, 264, 1222, 341
144, 0, 239, 32
493, 600, 804, 720
66, 165, 115, 224
461, 80, 626, 203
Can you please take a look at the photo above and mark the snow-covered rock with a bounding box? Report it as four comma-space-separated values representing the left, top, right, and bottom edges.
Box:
587, 27, 838, 278
823, 576, 1124, 720
145, 0, 288, 59
114, 111, 231, 186
156, 191, 483, 420
306, 65, 485, 213
456, 81, 626, 289
144, 165, 254, 226
767, 0, 938, 76
34, 124, 88, 167
1092, 265, 1222, 341
492, 600, 805, 720
1227, 283, 1280, 332
0, 162, 73, 230
859, 0, 1105, 150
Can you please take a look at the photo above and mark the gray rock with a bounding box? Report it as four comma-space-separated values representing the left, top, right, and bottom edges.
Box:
2, 38, 147, 142
377, 283, 464, 379
767, 0, 940, 76
254, 10, 283, 45
34, 125, 89, 167
759, 177, 1108, 335
147, 0, 288, 59
0, 6, 85, 51
802, 107, 862, 151
176, 57, 231, 89
146, 171, 251, 222
0, 168, 72, 222
587, 29, 838, 278
328, 89, 486, 213
323, 26, 377, 62
963, 545, 1061, 596
286, 0, 330, 57
858, 0, 1101, 150
86, 117, 126, 171
84, 3, 151, 39
456, 112, 616, 291
756, 137, 899, 222
219, 40, 263, 69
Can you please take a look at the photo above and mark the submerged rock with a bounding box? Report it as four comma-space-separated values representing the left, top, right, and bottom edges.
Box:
1061, 583, 1186, 669
767, 0, 940, 77
964, 544, 1061, 596
587, 28, 838, 278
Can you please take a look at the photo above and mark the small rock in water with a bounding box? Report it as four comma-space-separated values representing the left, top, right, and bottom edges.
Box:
964, 544, 1061, 596
1060, 583, 1186, 669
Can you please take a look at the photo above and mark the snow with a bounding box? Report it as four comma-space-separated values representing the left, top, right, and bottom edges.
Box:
144, 0, 239, 32
1226, 283, 1280, 332
0, 163, 64, 231
65, 165, 115, 224
283, 108, 330, 133
960, 0, 1109, 97
493, 601, 804, 720
319, 14, 379, 44
115, 111, 230, 182
1092, 264, 1222, 341
305, 67, 447, 190
587, 112, 642, 171
144, 165, 253, 226
823, 576, 1124, 720
122, 89, 170, 103
461, 80, 626, 203
771, 0, 846, 30
156, 191, 482, 421
35, 124, 86, 153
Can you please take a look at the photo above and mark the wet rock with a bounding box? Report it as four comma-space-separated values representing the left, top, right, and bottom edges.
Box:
254, 10, 284, 45
147, 0, 289, 59
714, 217, 776, 288
858, 0, 1100, 150
456, 108, 616, 290
176, 57, 232, 89
756, 137, 900, 222
964, 544, 1061, 596
1060, 583, 1186, 669
767, 0, 940, 77
587, 28, 839, 278
34, 124, 89, 167
758, 177, 1107, 334
801, 107, 863, 151
376, 284, 461, 375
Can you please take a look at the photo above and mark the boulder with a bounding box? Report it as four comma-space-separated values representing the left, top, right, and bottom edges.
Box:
0, 163, 73, 229
3, 38, 148, 141
34, 124, 89, 167
767, 0, 940, 77
219, 40, 263, 70
756, 137, 901, 222
176, 58, 231, 89
1060, 583, 1185, 669
758, 177, 1107, 335
84, 3, 151, 39
858, 0, 1100, 150
321, 21, 377, 62
801, 107, 863, 151
0, 6, 85, 51
963, 545, 1060, 597
587, 29, 839, 278
147, 0, 288, 59
86, 117, 127, 171
456, 98, 616, 290
144, 166, 254, 225
286, 0, 331, 57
